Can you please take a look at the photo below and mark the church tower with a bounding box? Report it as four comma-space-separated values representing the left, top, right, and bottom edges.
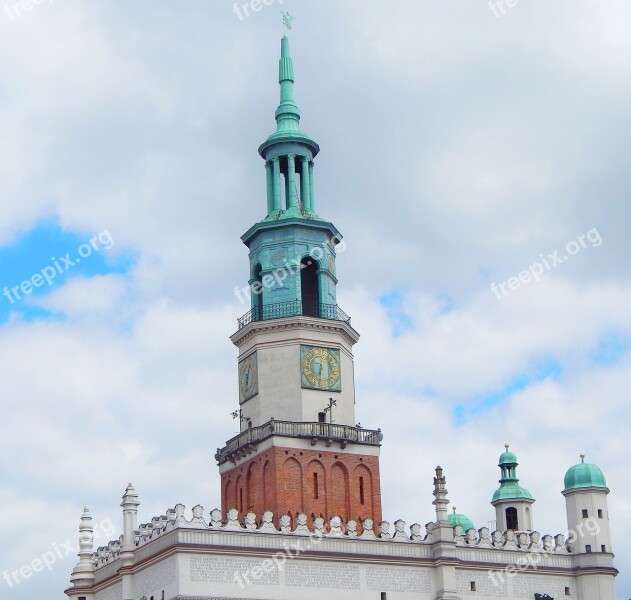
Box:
216, 36, 383, 528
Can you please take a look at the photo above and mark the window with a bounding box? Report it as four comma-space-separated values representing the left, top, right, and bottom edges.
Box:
598, 509, 603, 518
313, 473, 319, 499
470, 581, 477, 591
581, 509, 588, 518
585, 545, 592, 553
318, 412, 326, 423
252, 264, 263, 321
239, 488, 243, 513
506, 507, 518, 530
565, 587, 571, 596
300, 257, 319, 317
380, 594, 387, 600
601, 545, 606, 553
359, 476, 365, 505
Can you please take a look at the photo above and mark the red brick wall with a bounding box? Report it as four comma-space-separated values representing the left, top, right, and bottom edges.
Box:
221, 445, 382, 528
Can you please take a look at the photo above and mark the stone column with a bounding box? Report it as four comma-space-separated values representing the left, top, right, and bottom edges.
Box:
120, 484, 139, 600
431, 467, 460, 600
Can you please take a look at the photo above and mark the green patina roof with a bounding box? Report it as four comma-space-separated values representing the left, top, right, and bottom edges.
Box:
564, 455, 607, 491
499, 450, 518, 465
492, 482, 534, 503
448, 510, 475, 532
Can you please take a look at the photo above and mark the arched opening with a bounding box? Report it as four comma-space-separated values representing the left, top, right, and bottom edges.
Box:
252, 264, 263, 321
329, 462, 349, 520
247, 463, 261, 514
506, 507, 518, 530
300, 257, 319, 317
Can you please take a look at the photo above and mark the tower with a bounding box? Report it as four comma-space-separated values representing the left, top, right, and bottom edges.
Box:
491, 444, 535, 531
216, 36, 383, 528
563, 454, 616, 599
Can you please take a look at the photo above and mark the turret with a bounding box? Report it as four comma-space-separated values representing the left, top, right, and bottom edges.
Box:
563, 454, 612, 554
563, 454, 617, 600
491, 444, 535, 531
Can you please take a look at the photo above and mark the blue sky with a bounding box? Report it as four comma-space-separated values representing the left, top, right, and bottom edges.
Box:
0, 219, 134, 323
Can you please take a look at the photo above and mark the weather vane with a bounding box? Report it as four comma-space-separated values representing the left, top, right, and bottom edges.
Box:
281, 11, 295, 30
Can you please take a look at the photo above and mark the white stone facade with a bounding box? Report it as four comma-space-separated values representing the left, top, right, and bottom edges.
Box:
65, 469, 618, 600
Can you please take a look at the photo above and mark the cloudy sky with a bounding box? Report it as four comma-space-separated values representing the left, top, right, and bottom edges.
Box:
0, 1, 630, 597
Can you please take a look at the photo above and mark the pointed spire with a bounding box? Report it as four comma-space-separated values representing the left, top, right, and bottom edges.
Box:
259, 36, 319, 157
275, 36, 301, 133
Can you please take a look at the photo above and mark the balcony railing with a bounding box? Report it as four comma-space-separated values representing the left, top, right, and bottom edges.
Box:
237, 301, 351, 329
215, 420, 383, 464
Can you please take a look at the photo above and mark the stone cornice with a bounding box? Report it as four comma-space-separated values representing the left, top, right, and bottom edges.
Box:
231, 315, 360, 348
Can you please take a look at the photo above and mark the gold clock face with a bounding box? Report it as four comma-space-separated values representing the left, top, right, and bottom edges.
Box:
238, 353, 258, 403
300, 346, 341, 391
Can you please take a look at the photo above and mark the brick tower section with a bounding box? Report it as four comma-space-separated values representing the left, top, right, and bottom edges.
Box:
221, 447, 382, 528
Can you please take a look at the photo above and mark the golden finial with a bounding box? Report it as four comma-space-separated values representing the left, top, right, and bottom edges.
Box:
504, 443, 510, 451
452, 506, 457, 513
580, 453, 586, 463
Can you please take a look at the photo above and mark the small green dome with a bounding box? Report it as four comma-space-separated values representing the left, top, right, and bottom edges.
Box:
564, 455, 607, 491
499, 450, 518, 465
499, 443, 517, 465
448, 508, 475, 532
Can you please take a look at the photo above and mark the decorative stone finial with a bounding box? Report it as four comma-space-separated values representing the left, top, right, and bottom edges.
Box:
121, 483, 140, 555
70, 507, 95, 587
505, 443, 510, 450
432, 465, 450, 526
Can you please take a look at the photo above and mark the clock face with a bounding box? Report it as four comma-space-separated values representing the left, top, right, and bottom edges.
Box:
301, 346, 341, 391
238, 353, 258, 403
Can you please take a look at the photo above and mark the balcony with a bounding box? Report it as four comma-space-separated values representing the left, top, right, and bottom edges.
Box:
215, 420, 383, 465
237, 300, 351, 330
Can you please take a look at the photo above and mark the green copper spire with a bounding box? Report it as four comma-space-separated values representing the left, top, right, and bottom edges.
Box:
276, 36, 300, 130
259, 36, 319, 155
